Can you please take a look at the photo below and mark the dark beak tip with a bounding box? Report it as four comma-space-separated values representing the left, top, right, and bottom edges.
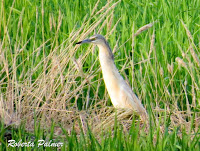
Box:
76, 41, 82, 45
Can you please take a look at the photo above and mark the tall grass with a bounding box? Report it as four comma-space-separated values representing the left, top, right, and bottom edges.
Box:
1, 115, 200, 150
0, 0, 200, 149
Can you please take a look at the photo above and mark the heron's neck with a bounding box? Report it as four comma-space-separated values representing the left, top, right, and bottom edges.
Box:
97, 43, 121, 82
97, 43, 113, 61
97, 43, 123, 104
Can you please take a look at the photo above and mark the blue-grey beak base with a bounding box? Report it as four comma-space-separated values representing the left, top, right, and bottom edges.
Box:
76, 39, 91, 45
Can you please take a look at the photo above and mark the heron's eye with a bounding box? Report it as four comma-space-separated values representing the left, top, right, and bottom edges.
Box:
90, 37, 96, 41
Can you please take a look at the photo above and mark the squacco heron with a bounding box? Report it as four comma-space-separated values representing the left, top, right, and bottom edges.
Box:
76, 34, 147, 120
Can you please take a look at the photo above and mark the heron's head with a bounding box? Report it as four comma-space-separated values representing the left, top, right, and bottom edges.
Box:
76, 34, 114, 59
76, 34, 106, 45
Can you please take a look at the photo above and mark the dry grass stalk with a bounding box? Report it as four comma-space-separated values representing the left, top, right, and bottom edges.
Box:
98, 14, 112, 34
175, 57, 187, 68
116, 22, 154, 54
181, 20, 193, 42
181, 20, 200, 67
131, 22, 135, 51
112, 36, 120, 54
107, 11, 114, 30
182, 52, 186, 58
182, 82, 191, 115
95, 0, 114, 16
134, 22, 154, 37
159, 66, 164, 77
75, 0, 120, 42
148, 30, 155, 57
189, 45, 200, 67
91, 0, 101, 16
72, 56, 83, 73
107, 17, 121, 37
92, 108, 136, 133
80, 112, 88, 135
192, 83, 196, 107
167, 63, 173, 74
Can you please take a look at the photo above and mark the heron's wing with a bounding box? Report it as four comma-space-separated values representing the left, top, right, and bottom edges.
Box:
120, 81, 146, 113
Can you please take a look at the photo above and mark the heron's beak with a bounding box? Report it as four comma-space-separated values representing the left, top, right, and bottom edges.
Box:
76, 39, 91, 44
